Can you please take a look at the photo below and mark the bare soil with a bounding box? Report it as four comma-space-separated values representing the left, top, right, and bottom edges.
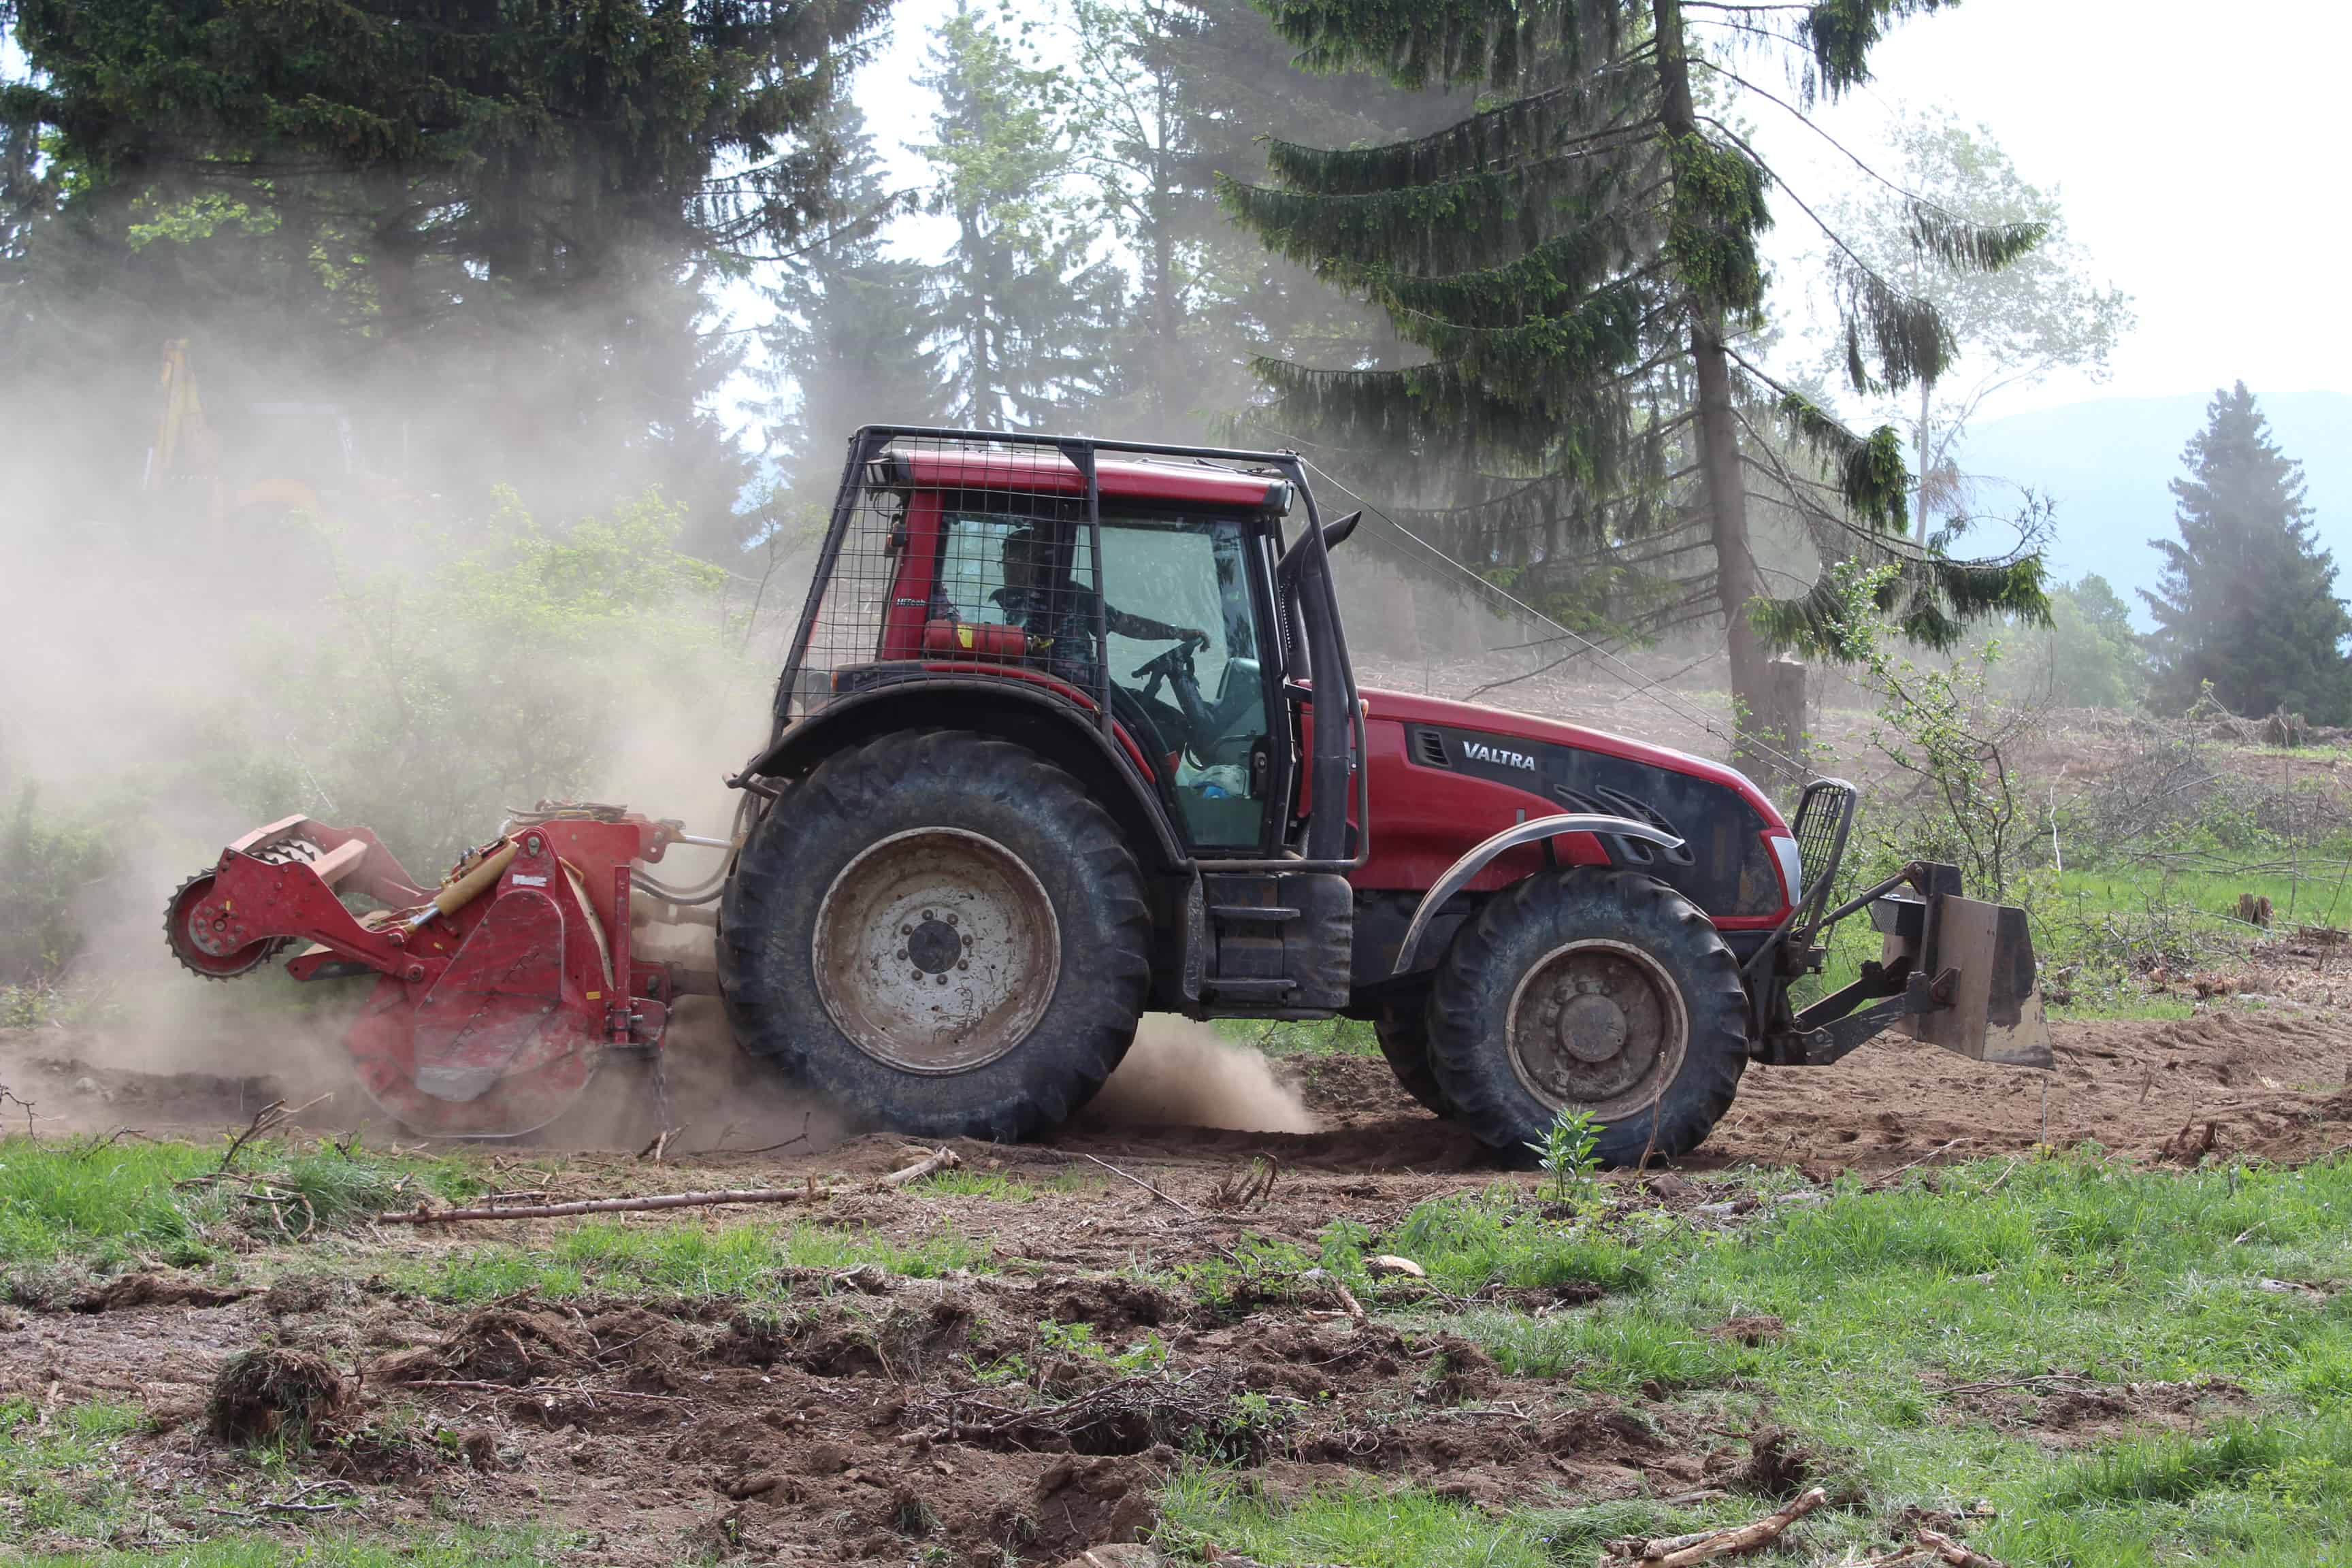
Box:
3, 1002, 2349, 1563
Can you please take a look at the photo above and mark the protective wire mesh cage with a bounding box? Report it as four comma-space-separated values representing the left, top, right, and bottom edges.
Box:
777, 428, 1302, 730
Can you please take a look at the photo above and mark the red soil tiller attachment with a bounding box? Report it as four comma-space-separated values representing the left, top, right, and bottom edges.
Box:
164, 804, 719, 1135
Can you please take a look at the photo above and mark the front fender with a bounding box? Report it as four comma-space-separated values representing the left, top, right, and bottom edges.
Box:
1390, 813, 1684, 975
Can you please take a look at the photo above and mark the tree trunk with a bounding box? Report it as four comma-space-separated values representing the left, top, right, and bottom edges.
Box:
1916, 375, 1932, 544
1654, 0, 1777, 777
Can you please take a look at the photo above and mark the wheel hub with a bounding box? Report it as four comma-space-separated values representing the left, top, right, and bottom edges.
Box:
812, 828, 1060, 1074
1506, 940, 1687, 1120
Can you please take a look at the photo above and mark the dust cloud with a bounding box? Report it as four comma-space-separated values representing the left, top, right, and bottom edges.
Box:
1080, 1016, 1318, 1134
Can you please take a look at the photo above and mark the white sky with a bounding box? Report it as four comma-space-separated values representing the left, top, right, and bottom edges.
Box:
1751, 0, 2352, 420
722, 0, 2352, 438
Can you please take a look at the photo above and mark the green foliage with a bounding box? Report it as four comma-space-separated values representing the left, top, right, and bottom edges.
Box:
759, 101, 943, 508
402, 1218, 990, 1305
915, 1, 1124, 428
1820, 109, 2132, 541
0, 783, 112, 985
214, 488, 743, 870
1, 0, 882, 557
2144, 383, 2352, 724
1384, 1189, 1648, 1295
1524, 1107, 1602, 1205
1224, 0, 2047, 703
0, 1134, 478, 1271
2002, 573, 2149, 709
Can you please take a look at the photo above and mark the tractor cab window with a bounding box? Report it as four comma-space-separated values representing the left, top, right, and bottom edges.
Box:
930, 505, 1271, 851
1095, 515, 1269, 849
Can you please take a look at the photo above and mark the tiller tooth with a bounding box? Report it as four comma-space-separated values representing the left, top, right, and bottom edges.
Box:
162, 805, 720, 1139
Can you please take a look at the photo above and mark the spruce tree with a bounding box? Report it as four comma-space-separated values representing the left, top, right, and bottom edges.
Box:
1220, 0, 2050, 766
0, 0, 885, 545
2143, 384, 2352, 724
760, 103, 945, 505
915, 2, 1124, 430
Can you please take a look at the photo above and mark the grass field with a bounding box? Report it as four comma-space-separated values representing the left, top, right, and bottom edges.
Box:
0, 1127, 2345, 1566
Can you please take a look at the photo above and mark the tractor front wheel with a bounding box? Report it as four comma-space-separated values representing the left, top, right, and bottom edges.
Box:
1426, 868, 1747, 1166
720, 730, 1151, 1141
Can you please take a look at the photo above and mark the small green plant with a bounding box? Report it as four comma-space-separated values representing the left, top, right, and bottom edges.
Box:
1526, 1108, 1602, 1204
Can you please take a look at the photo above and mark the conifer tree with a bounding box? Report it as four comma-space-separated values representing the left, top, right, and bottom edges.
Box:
760, 103, 945, 505
0, 0, 885, 543
2144, 384, 2352, 723
1221, 0, 2051, 766
915, 1, 1124, 429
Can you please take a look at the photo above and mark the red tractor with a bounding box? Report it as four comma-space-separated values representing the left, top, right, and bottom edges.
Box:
167, 427, 2048, 1162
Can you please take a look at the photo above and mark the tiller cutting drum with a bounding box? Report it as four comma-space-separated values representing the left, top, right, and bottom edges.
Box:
165, 805, 719, 1136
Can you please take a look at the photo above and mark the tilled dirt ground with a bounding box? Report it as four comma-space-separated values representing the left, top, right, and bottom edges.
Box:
8, 994, 2348, 1173
1, 1003, 2347, 1563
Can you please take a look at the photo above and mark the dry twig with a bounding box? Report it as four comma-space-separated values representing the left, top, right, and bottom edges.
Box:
378, 1147, 960, 1223
1068, 1149, 1200, 1217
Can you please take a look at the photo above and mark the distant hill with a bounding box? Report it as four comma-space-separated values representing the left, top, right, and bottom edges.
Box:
1950, 390, 2352, 625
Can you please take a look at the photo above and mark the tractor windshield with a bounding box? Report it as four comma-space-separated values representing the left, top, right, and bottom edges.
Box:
932, 506, 1272, 850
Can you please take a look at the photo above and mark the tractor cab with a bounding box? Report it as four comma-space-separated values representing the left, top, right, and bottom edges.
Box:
798, 436, 1357, 866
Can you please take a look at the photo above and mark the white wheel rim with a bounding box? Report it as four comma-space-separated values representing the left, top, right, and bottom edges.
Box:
812, 827, 1060, 1074
1504, 938, 1688, 1120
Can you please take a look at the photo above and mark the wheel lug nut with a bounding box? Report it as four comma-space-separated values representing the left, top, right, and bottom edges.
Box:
922, 909, 934, 921
911, 970, 924, 982
946, 913, 958, 926
900, 924, 913, 935
897, 949, 908, 962
936, 974, 947, 986
957, 959, 969, 970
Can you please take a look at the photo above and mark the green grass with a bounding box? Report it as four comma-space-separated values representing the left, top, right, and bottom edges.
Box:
0, 1397, 146, 1544
915, 1167, 1036, 1201
1220, 1016, 1382, 1059
1288, 1154, 2352, 1567
0, 1136, 480, 1272
1162, 1471, 1557, 1568
395, 1215, 992, 1304
20, 1528, 561, 1567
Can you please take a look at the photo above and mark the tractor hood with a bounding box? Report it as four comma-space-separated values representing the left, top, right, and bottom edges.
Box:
1358, 687, 1786, 828
1349, 685, 1795, 922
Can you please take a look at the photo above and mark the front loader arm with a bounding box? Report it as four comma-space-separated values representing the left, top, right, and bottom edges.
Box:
1748, 787, 2051, 1071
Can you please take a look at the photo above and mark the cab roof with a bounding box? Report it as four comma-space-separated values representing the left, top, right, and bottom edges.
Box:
882, 442, 1292, 510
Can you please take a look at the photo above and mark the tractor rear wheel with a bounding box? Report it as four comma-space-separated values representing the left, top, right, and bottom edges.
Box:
1426, 868, 1747, 1166
720, 730, 1151, 1141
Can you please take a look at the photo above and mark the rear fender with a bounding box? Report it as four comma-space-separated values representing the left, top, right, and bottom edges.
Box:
736, 677, 1190, 875
1390, 813, 1684, 975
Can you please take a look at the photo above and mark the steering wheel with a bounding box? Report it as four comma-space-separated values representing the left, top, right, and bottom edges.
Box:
1130, 634, 1214, 764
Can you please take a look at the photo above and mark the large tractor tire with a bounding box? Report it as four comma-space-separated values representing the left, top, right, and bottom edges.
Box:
720, 730, 1152, 1141
1426, 868, 1747, 1166
1371, 988, 1452, 1117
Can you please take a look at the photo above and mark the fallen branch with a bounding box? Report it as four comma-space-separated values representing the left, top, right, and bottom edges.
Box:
1916, 1527, 2006, 1568
378, 1147, 960, 1223
1936, 1372, 2093, 1398
1067, 1149, 1199, 1218
1607, 1487, 1825, 1565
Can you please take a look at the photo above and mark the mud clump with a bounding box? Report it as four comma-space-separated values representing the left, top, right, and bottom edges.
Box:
1731, 1426, 1816, 1498
208, 1347, 350, 1444
375, 1307, 589, 1386
70, 1271, 253, 1313
1000, 1455, 1159, 1561
1042, 1273, 1188, 1331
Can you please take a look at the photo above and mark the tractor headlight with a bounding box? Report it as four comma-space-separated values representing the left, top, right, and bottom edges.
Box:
1767, 833, 1802, 907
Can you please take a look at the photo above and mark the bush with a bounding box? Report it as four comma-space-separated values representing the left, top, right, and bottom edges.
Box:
0, 783, 114, 987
